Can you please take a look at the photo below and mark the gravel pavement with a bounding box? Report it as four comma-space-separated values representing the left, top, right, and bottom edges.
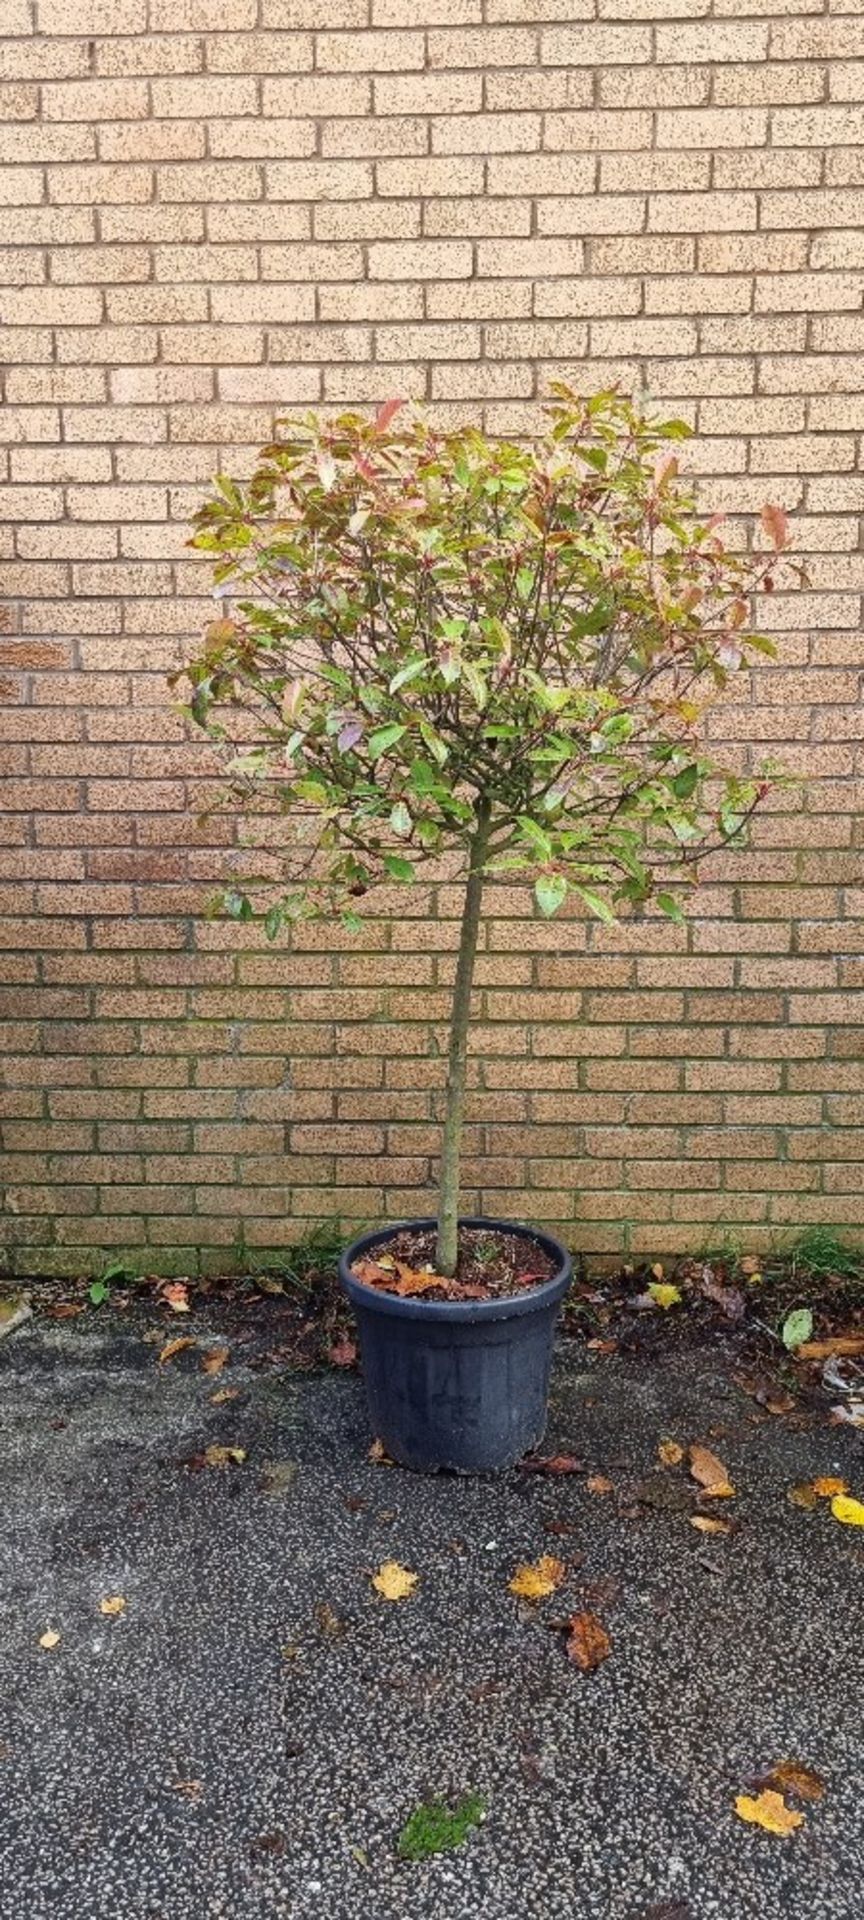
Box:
1, 1314, 861, 1920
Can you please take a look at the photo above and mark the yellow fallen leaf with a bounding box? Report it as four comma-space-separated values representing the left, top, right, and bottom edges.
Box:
689, 1442, 735, 1498
649, 1282, 682, 1310
201, 1347, 229, 1376
38, 1629, 61, 1650
586, 1473, 614, 1496
690, 1514, 731, 1535
831, 1492, 864, 1527
99, 1595, 126, 1617
764, 1760, 825, 1804
812, 1477, 847, 1499
204, 1444, 246, 1467
158, 1336, 196, 1365
209, 1387, 238, 1405
734, 1789, 804, 1836
650, 1263, 665, 1280
371, 1560, 418, 1602
658, 1438, 684, 1467
508, 1554, 565, 1601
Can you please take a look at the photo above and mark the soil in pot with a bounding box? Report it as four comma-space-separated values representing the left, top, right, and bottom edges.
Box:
349, 1223, 557, 1303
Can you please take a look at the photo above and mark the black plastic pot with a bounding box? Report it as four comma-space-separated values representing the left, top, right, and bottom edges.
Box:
338, 1216, 572, 1474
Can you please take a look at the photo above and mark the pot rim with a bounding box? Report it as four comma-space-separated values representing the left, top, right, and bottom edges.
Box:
338, 1215, 573, 1323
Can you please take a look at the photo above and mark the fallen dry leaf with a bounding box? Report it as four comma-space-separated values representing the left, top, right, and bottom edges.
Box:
158, 1336, 196, 1365
314, 1600, 347, 1637
509, 1555, 565, 1602
371, 1560, 418, 1602
734, 1789, 804, 1836
201, 1347, 229, 1376
648, 1281, 682, 1311
566, 1611, 611, 1672
171, 1779, 202, 1798
38, 1629, 61, 1650
763, 1760, 825, 1804
788, 1483, 820, 1511
586, 1336, 618, 1355
658, 1438, 684, 1467
203, 1444, 246, 1468
520, 1453, 584, 1476
586, 1474, 614, 1496
209, 1387, 238, 1405
368, 1437, 394, 1465
161, 1282, 190, 1315
690, 1514, 731, 1535
798, 1335, 864, 1360
99, 1595, 126, 1617
328, 1337, 357, 1368
689, 1443, 735, 1498
812, 1476, 847, 1498
831, 1492, 864, 1527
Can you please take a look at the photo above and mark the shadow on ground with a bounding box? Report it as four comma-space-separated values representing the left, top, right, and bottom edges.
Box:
0, 1318, 861, 1920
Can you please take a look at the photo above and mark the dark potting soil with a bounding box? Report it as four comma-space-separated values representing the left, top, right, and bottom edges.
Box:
349, 1224, 557, 1302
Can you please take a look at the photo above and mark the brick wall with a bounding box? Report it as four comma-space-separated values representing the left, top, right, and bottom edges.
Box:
1, 0, 862, 1276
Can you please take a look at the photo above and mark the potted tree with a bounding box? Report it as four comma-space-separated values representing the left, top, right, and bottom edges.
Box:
184, 389, 786, 1472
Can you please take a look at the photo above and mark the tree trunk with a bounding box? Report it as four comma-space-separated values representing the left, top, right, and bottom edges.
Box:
435, 797, 493, 1277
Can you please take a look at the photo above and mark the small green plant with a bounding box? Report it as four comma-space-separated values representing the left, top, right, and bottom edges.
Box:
88, 1257, 132, 1307
249, 1221, 347, 1294
397, 1792, 486, 1862
789, 1226, 863, 1285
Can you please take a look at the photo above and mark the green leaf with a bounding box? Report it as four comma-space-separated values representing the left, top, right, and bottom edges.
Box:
88, 1279, 108, 1307
782, 1307, 813, 1351
574, 886, 617, 925
389, 658, 426, 694
516, 816, 553, 861
383, 853, 415, 882
389, 801, 412, 838
671, 764, 699, 800
535, 874, 567, 918
656, 892, 685, 923
367, 723, 407, 759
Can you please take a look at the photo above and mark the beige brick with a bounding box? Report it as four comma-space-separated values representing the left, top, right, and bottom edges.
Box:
368, 240, 473, 280
432, 112, 540, 154
545, 110, 654, 151
43, 79, 149, 121
656, 107, 768, 148
377, 74, 482, 121
207, 33, 313, 73
656, 20, 769, 61
477, 237, 585, 277
423, 198, 530, 238
429, 26, 537, 66
542, 26, 651, 65
647, 192, 757, 232
599, 64, 710, 109
95, 35, 202, 77
151, 76, 259, 118
377, 157, 485, 198
714, 63, 826, 107
323, 117, 428, 159
318, 30, 425, 71
536, 196, 647, 237
99, 121, 205, 162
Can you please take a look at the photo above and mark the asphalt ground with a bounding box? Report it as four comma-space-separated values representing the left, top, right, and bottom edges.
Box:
1, 1314, 861, 1920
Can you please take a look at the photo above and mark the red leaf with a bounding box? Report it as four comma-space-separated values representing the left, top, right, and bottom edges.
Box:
760, 502, 789, 551
373, 398, 404, 435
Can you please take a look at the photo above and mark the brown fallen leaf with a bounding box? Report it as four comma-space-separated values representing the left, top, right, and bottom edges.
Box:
762, 1760, 825, 1804
201, 1346, 229, 1376
314, 1600, 347, 1637
586, 1473, 614, 1496
734, 1789, 804, 1836
798, 1335, 864, 1360
393, 1267, 449, 1297
566, 1611, 611, 1672
509, 1555, 565, 1602
658, 1438, 684, 1467
171, 1779, 202, 1798
689, 1443, 735, 1498
811, 1476, 847, 1498
788, 1483, 820, 1510
203, 1444, 246, 1468
586, 1336, 618, 1355
371, 1560, 418, 1602
520, 1453, 585, 1476
368, 1437, 394, 1465
328, 1337, 357, 1368
160, 1281, 191, 1314
210, 1387, 238, 1405
158, 1336, 197, 1365
690, 1514, 731, 1535
99, 1595, 126, 1617
38, 1629, 61, 1650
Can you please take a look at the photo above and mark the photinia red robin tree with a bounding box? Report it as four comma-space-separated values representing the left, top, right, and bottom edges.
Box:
183, 389, 787, 1276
